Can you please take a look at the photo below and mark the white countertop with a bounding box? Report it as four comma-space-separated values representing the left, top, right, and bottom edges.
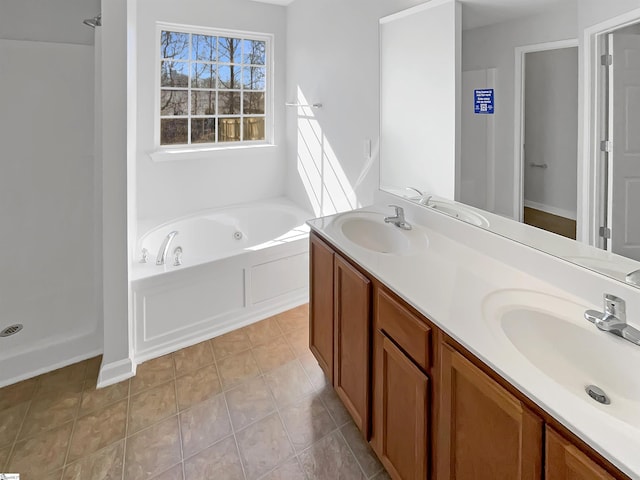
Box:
307, 200, 640, 479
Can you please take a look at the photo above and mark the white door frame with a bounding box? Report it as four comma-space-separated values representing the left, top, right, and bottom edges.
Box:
581, 7, 640, 247
513, 38, 578, 223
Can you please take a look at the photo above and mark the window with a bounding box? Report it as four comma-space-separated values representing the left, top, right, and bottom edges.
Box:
158, 26, 270, 147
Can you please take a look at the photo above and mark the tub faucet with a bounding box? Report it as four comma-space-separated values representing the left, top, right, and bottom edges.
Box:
584, 294, 640, 346
407, 187, 432, 206
156, 231, 179, 265
626, 269, 640, 286
384, 205, 412, 230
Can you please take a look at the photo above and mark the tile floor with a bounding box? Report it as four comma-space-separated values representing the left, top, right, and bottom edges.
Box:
0, 304, 391, 480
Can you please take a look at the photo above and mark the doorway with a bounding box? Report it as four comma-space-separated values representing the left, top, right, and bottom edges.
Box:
515, 42, 579, 239
598, 22, 640, 260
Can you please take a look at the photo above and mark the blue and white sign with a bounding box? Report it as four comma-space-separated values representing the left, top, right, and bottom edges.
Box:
474, 89, 495, 114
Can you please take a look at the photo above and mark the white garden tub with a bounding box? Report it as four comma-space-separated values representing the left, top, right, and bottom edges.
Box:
131, 198, 311, 362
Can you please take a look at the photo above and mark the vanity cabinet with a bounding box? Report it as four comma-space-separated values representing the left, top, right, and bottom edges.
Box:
371, 287, 432, 480
309, 231, 372, 435
308, 230, 629, 480
546, 427, 615, 480
438, 343, 543, 480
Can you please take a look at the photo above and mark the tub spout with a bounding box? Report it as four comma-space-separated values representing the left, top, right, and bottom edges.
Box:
156, 231, 179, 265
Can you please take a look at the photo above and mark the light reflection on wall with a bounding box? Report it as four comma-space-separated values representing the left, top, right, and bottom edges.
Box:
295, 87, 358, 216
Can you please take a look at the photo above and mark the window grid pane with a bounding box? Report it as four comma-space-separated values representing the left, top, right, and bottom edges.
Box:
160, 30, 268, 146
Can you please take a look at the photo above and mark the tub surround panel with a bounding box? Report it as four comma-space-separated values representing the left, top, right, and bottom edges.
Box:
309, 191, 640, 478
250, 253, 309, 304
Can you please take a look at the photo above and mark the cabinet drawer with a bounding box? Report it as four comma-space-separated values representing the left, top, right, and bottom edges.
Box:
375, 287, 431, 371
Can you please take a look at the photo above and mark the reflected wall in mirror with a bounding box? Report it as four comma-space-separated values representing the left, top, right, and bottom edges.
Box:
379, 0, 640, 288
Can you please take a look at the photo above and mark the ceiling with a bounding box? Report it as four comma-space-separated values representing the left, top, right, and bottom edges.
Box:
249, 0, 576, 30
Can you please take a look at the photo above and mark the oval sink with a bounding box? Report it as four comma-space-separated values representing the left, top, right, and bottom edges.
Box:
483, 289, 640, 427
430, 201, 489, 227
333, 211, 428, 255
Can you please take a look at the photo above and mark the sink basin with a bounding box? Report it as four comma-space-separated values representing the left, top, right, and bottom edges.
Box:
483, 289, 640, 427
333, 211, 428, 255
429, 201, 490, 227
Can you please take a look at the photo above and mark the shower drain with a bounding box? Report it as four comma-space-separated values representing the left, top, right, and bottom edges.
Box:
0, 324, 23, 337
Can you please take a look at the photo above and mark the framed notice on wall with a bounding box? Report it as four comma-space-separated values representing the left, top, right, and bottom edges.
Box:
474, 89, 495, 114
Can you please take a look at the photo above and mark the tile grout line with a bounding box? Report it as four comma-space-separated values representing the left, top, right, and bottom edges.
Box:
209, 338, 249, 480
60, 361, 90, 472
169, 353, 186, 480
120, 369, 132, 480
4, 377, 39, 472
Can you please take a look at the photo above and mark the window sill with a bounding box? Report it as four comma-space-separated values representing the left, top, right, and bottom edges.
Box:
149, 143, 277, 162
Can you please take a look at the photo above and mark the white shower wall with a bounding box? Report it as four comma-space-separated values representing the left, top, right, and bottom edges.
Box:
0, 39, 101, 386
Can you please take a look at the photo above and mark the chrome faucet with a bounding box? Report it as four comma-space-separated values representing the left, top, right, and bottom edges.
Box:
626, 269, 640, 286
584, 294, 640, 346
156, 231, 179, 265
384, 205, 412, 230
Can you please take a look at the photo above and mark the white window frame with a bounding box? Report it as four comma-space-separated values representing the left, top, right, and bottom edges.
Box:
154, 22, 274, 156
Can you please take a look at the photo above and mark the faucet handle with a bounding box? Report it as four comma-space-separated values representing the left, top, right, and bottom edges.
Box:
388, 204, 403, 217
603, 294, 626, 321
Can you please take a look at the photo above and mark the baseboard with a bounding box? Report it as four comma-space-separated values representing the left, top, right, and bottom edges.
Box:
524, 200, 576, 220
97, 356, 136, 388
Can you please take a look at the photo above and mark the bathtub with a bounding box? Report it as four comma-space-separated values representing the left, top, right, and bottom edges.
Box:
131, 198, 312, 362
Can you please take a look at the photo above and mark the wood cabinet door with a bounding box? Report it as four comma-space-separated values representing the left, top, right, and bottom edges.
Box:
372, 330, 429, 480
546, 427, 616, 480
309, 233, 335, 382
333, 253, 371, 436
438, 343, 543, 480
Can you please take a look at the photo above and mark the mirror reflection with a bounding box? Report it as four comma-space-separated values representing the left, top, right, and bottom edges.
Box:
380, 0, 640, 287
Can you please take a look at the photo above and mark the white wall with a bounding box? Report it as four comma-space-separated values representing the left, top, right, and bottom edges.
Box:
285, 0, 426, 216
523, 47, 578, 219
0, 0, 102, 385
135, 0, 288, 223
0, 0, 99, 45
462, 3, 578, 218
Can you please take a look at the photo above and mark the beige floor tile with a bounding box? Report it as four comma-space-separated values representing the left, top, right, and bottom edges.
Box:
251, 336, 296, 374
210, 329, 251, 361
8, 421, 73, 477
62, 439, 124, 480
84, 356, 103, 382
0, 401, 29, 448
285, 326, 312, 358
275, 304, 309, 333
319, 386, 352, 427
264, 360, 315, 408
370, 469, 392, 480
260, 457, 307, 480
128, 381, 177, 434
235, 413, 294, 480
125, 416, 182, 480
243, 317, 283, 347
151, 463, 184, 480
280, 394, 336, 453
175, 365, 222, 411
19, 390, 81, 439
173, 342, 214, 377
36, 362, 87, 397
225, 376, 276, 431
183, 436, 244, 480
80, 379, 129, 416
179, 394, 231, 459
131, 355, 175, 394
0, 378, 38, 411
340, 422, 383, 478
67, 399, 128, 462
217, 350, 260, 390
298, 352, 330, 391
298, 430, 365, 480
0, 445, 10, 471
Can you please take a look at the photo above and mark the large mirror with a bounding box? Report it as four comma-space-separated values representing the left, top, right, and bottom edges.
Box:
380, 0, 640, 287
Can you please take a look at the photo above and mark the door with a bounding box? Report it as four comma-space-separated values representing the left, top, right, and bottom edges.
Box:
546, 427, 615, 480
372, 331, 429, 480
608, 33, 640, 261
309, 233, 334, 381
333, 254, 371, 436
438, 344, 543, 479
